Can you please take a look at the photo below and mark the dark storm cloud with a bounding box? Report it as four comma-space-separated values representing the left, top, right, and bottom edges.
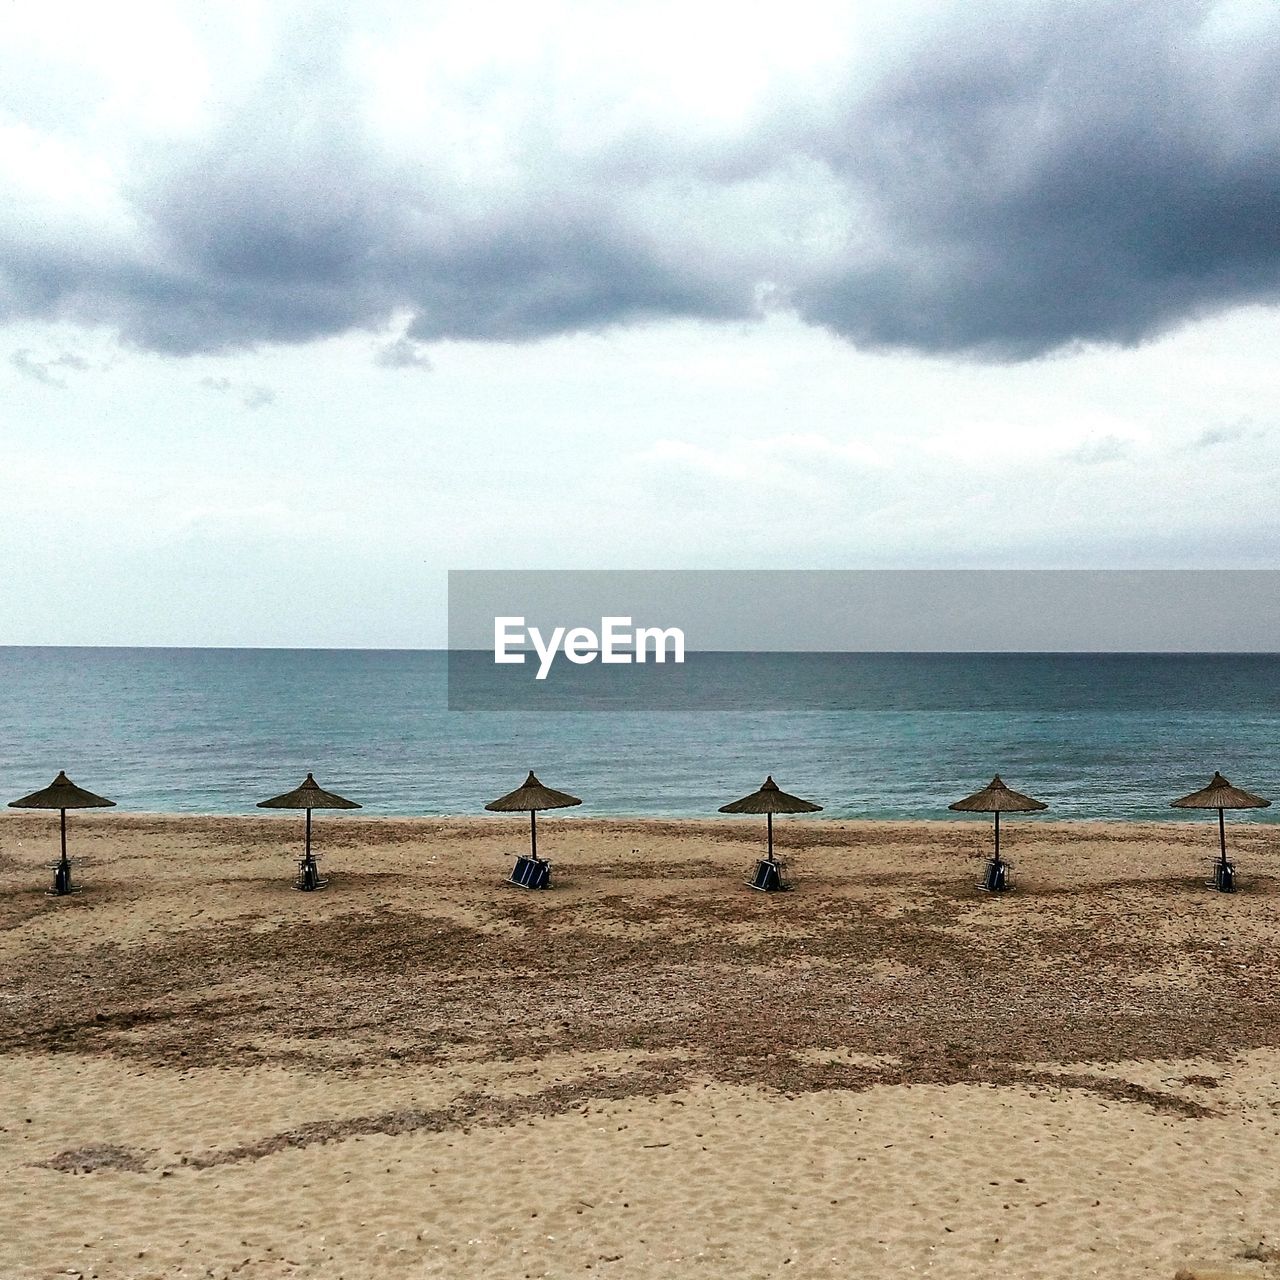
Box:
2, 1, 1278, 359
793, 1, 1280, 356
0, 6, 754, 357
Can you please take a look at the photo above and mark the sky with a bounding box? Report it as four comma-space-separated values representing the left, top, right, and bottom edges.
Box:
2, 0, 1279, 647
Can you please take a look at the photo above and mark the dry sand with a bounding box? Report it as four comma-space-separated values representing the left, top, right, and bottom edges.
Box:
2, 811, 1280, 1279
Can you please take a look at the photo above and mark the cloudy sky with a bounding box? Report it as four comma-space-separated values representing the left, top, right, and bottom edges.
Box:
2, 0, 1279, 646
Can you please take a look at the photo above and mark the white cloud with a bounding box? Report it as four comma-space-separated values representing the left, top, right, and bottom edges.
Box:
9, 346, 89, 386
200, 374, 277, 409
639, 431, 885, 488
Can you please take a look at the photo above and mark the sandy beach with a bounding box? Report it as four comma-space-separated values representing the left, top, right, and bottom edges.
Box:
3, 811, 1280, 1279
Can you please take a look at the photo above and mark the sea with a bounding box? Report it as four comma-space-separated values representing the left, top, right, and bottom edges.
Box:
0, 647, 1277, 823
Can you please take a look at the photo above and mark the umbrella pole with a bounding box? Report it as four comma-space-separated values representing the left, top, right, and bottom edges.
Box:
57, 806, 71, 893
767, 812, 774, 863
306, 807, 313, 861
530, 809, 538, 861
1218, 807, 1227, 873
993, 810, 1001, 870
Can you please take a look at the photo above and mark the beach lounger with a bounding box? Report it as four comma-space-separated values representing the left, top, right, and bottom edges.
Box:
509, 854, 552, 890
977, 858, 1013, 893
745, 857, 790, 892
47, 858, 80, 896
1207, 858, 1236, 893
294, 852, 328, 891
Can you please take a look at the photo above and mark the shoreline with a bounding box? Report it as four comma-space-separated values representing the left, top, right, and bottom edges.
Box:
3, 809, 1275, 830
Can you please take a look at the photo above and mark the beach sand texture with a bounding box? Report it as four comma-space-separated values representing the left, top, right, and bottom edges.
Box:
3, 812, 1280, 1279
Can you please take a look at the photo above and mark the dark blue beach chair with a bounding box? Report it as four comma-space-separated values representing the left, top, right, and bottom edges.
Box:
746, 857, 789, 892
294, 852, 328, 891
1208, 858, 1236, 893
977, 857, 1013, 893
48, 858, 79, 896
509, 854, 552, 890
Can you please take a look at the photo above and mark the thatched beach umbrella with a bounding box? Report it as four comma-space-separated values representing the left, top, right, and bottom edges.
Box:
257, 773, 360, 890
1171, 771, 1270, 891
485, 770, 582, 863
949, 775, 1047, 891
719, 775, 822, 864
8, 771, 115, 895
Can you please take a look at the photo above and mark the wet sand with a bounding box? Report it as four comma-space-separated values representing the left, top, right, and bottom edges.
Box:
2, 812, 1280, 1278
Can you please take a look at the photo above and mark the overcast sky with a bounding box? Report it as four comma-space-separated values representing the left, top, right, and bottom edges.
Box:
2, 0, 1279, 646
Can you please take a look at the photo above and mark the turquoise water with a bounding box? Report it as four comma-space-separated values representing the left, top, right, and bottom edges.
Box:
0, 647, 1277, 821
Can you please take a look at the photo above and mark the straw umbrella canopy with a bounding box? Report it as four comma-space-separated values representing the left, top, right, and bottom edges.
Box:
484, 771, 581, 860
1171, 771, 1270, 875
719, 775, 822, 862
256, 772, 361, 863
949, 775, 1047, 869
8, 771, 115, 879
